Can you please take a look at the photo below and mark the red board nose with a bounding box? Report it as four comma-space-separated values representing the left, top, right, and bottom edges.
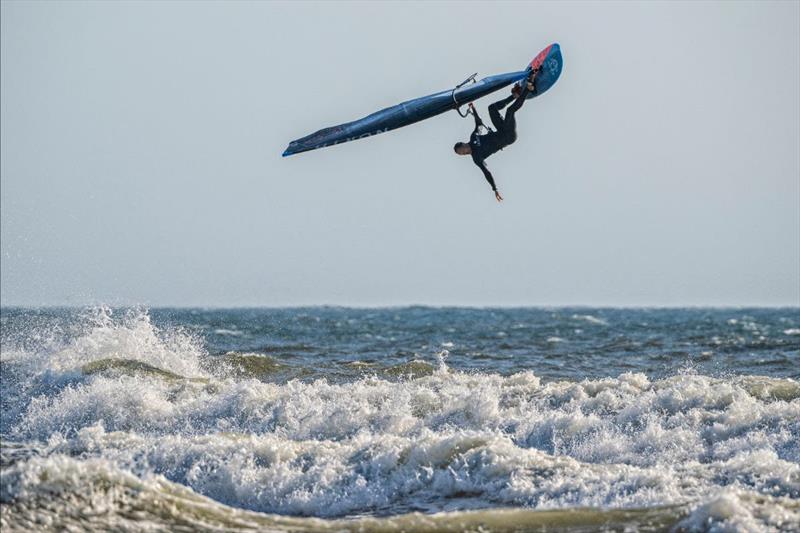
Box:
529, 44, 554, 70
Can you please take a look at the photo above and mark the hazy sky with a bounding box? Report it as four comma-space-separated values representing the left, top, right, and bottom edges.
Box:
2, 1, 798, 307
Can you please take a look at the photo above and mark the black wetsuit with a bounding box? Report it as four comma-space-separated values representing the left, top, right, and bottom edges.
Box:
469, 82, 531, 191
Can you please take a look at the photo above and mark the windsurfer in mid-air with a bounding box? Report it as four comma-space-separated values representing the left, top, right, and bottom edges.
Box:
454, 69, 538, 202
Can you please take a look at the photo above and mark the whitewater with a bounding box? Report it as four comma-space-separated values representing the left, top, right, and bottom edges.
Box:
1, 307, 798, 532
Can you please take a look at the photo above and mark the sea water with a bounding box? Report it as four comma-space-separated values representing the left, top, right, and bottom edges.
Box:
1, 307, 798, 531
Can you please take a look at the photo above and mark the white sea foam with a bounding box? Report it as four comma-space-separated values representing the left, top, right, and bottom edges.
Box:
1, 308, 798, 529
677, 488, 800, 532
214, 328, 244, 337
571, 314, 608, 326
40, 306, 207, 379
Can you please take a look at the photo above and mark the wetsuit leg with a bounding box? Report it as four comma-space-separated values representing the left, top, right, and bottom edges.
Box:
505, 90, 528, 119
500, 84, 531, 140
488, 104, 504, 130
488, 95, 515, 130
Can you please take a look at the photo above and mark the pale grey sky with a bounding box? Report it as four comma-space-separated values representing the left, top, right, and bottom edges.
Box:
1, 1, 798, 307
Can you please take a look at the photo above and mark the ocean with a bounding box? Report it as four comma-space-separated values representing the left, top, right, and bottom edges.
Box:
1, 306, 798, 532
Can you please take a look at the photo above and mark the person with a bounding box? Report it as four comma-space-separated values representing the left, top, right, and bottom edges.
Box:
454, 69, 537, 202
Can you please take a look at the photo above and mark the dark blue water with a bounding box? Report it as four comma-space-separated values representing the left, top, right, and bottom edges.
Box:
8, 306, 793, 381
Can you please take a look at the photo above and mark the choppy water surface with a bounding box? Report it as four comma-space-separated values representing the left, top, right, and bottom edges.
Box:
1, 307, 798, 531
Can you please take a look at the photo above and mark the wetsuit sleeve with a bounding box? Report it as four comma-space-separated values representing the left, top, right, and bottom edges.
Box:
474, 158, 497, 191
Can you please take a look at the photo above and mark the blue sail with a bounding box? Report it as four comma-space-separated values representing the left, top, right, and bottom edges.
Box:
283, 44, 562, 157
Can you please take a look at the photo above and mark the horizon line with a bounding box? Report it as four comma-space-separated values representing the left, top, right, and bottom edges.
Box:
2, 302, 798, 310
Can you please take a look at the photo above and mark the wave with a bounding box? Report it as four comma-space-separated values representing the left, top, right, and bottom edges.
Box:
4, 369, 798, 517
3, 455, 798, 532
220, 353, 290, 379
383, 360, 435, 378
1, 307, 798, 529
81, 358, 208, 383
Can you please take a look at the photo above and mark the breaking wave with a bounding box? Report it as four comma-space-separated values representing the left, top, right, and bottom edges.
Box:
1, 307, 798, 531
